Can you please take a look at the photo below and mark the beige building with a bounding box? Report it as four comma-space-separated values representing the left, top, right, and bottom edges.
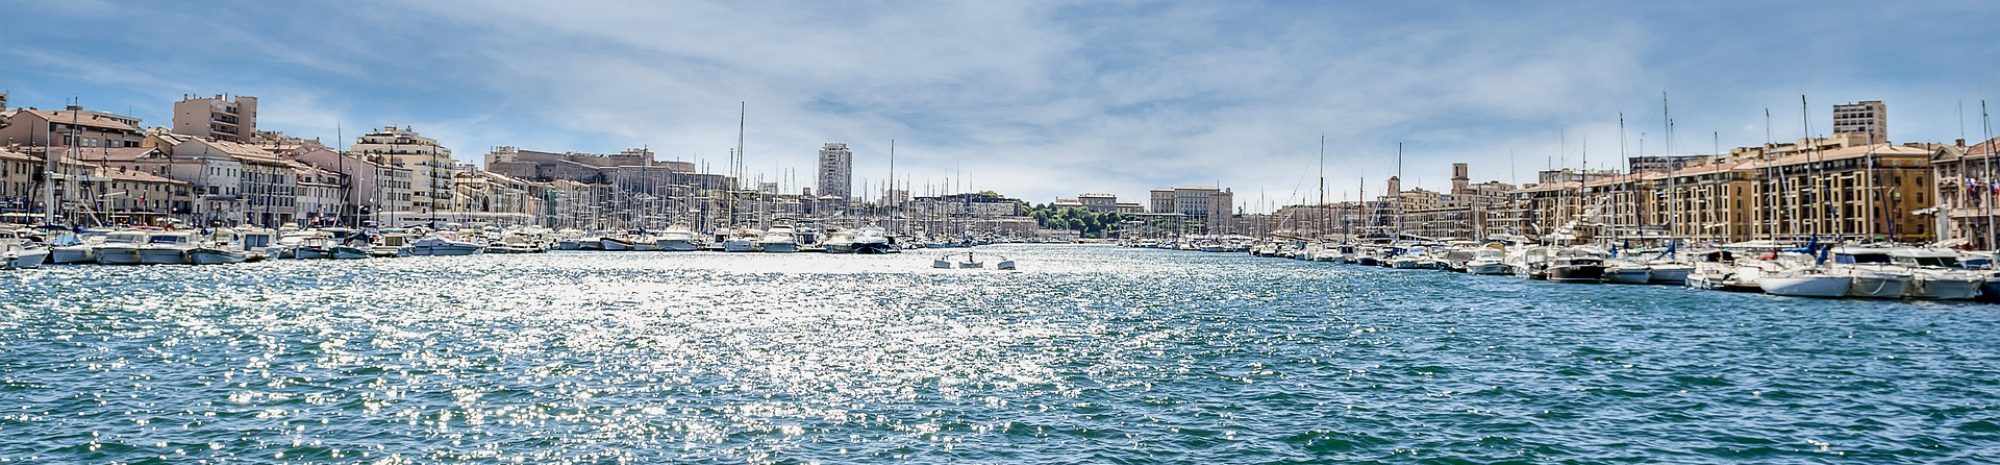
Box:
0, 106, 145, 149
1078, 193, 1118, 212
172, 94, 258, 143
1833, 100, 1887, 143
290, 160, 345, 225
1927, 138, 2000, 248
1148, 186, 1235, 234
290, 146, 414, 225
1749, 143, 1932, 243
351, 126, 455, 215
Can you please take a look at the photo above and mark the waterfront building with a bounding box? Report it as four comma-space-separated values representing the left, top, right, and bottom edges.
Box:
909, 192, 1025, 218
1749, 142, 1933, 243
485, 146, 697, 184
816, 143, 852, 201
449, 170, 544, 226
289, 160, 345, 226
1078, 193, 1118, 212
98, 166, 191, 225
171, 94, 258, 143
1115, 202, 1144, 214
0, 148, 45, 216
1148, 186, 1234, 234
1926, 138, 2000, 248
351, 126, 455, 216
0, 105, 145, 148
1627, 155, 1716, 174
290, 145, 414, 226
1833, 100, 1887, 143
1649, 160, 1757, 243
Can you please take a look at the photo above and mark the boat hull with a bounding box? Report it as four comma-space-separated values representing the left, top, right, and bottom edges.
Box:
138, 247, 191, 265
722, 240, 758, 252
854, 243, 897, 254
1759, 276, 1850, 298
409, 245, 483, 256
95, 246, 143, 265
189, 249, 248, 265
600, 239, 633, 251
823, 243, 856, 254
3, 249, 49, 270
1604, 268, 1652, 284
1846, 275, 1911, 299
1647, 267, 1692, 285
1547, 265, 1605, 283
657, 239, 700, 252
1908, 277, 1982, 300
760, 242, 798, 253
1468, 262, 1509, 275
331, 246, 372, 260
50, 246, 95, 264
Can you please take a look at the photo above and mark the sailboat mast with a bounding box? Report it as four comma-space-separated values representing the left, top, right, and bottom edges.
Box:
1983, 100, 1994, 249
1664, 91, 1676, 242
888, 139, 896, 234
1394, 142, 1403, 241
1318, 134, 1326, 241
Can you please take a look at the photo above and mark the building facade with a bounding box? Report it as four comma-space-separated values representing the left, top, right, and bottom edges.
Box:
351, 126, 454, 216
816, 143, 852, 200
1833, 100, 1887, 143
0, 106, 145, 149
172, 94, 258, 143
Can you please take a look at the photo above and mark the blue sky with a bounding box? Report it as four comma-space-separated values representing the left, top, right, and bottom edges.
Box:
6, 0, 1997, 211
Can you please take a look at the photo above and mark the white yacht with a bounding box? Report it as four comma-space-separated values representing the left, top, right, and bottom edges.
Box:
1827, 247, 1911, 299
49, 231, 97, 264
758, 226, 798, 253
1754, 253, 1848, 298
1466, 245, 1509, 275
138, 231, 197, 265
408, 235, 486, 256
0, 228, 49, 270
656, 227, 701, 252
822, 229, 857, 254
1889, 248, 1983, 300
600, 235, 636, 251
1545, 248, 1608, 283
722, 228, 762, 252
189, 228, 249, 265
93, 230, 153, 265
852, 226, 898, 254
1506, 246, 1553, 280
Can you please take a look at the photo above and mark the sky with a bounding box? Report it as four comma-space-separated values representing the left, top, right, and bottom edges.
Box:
5, 0, 1998, 212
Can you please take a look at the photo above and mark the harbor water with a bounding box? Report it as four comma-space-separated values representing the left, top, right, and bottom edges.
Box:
3, 245, 1997, 463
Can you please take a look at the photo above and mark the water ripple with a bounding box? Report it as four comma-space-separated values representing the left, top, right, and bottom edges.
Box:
2, 245, 1997, 463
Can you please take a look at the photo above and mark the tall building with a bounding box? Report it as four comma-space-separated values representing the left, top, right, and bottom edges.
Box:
1833, 100, 1887, 143
172, 94, 258, 143
350, 126, 454, 215
816, 143, 852, 200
